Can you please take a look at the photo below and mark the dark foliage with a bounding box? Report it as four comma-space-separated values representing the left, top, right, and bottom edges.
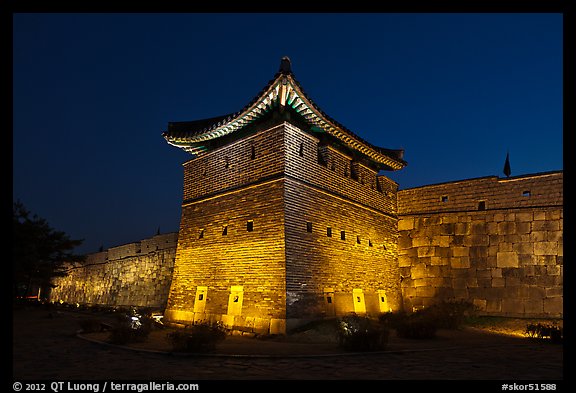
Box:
380, 300, 477, 339
13, 200, 84, 298
525, 323, 563, 344
337, 314, 389, 351
167, 322, 227, 353
108, 307, 154, 344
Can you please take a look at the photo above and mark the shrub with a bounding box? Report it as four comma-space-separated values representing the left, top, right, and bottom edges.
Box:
108, 307, 153, 345
337, 314, 389, 351
167, 322, 227, 353
525, 323, 563, 344
380, 309, 438, 339
381, 300, 477, 337
394, 313, 438, 339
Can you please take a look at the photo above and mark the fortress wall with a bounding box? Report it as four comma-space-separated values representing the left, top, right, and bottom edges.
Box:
49, 233, 178, 309
397, 172, 563, 318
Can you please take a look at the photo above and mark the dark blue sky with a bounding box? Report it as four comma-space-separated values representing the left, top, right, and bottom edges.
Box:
12, 13, 563, 255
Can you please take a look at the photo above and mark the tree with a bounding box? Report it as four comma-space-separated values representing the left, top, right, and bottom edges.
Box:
12, 200, 85, 299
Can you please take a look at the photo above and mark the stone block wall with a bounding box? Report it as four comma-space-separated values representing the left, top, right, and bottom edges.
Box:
397, 171, 563, 318
49, 233, 178, 309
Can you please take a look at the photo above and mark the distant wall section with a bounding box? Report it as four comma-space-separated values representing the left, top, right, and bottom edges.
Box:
49, 233, 178, 309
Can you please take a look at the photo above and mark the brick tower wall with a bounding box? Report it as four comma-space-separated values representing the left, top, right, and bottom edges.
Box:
164, 122, 403, 333
163, 124, 288, 334
282, 123, 402, 326
397, 171, 563, 317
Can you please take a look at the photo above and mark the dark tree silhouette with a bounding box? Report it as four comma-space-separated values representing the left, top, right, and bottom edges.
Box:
12, 200, 84, 299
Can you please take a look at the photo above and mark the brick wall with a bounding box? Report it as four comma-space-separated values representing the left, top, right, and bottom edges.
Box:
164, 178, 287, 334
165, 124, 288, 333
398, 171, 563, 214
283, 124, 401, 323
164, 121, 402, 333
397, 172, 563, 317
49, 233, 178, 309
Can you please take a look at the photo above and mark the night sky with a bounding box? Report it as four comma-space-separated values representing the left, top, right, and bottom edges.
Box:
12, 13, 563, 255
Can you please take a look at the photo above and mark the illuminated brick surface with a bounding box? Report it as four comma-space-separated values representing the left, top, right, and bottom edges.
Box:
164, 122, 402, 333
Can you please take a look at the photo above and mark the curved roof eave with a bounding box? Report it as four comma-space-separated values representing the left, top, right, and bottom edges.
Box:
163, 59, 406, 170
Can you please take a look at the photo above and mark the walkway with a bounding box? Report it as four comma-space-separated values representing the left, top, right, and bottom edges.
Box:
12, 306, 563, 382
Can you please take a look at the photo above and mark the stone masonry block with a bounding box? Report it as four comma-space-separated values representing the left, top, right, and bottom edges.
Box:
473, 299, 487, 312
533, 211, 546, 220
543, 297, 563, 315
415, 286, 436, 298
513, 242, 534, 255
501, 298, 523, 314
497, 222, 516, 235
497, 251, 519, 268
432, 235, 450, 247
454, 223, 470, 235
524, 300, 544, 315
534, 242, 559, 256
411, 264, 427, 279
516, 222, 531, 234
417, 246, 436, 257
441, 216, 459, 224
430, 256, 449, 266
452, 246, 469, 257
450, 257, 470, 269
515, 212, 533, 222
398, 218, 414, 231
545, 287, 563, 297
398, 255, 416, 267
412, 278, 430, 288
413, 237, 432, 247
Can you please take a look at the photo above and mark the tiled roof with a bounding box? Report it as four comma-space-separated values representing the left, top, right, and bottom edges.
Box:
163, 57, 406, 170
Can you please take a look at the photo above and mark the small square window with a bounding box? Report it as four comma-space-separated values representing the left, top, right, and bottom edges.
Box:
522, 190, 531, 197
478, 201, 486, 211
441, 195, 448, 202
327, 227, 332, 237
306, 222, 313, 233
198, 294, 204, 301
326, 296, 332, 304
247, 220, 254, 232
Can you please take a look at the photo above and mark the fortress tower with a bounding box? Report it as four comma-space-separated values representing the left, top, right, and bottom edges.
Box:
162, 57, 407, 334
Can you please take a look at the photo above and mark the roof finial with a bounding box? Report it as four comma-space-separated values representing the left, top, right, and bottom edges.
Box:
279, 56, 292, 74
503, 151, 511, 178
